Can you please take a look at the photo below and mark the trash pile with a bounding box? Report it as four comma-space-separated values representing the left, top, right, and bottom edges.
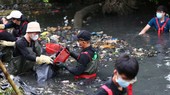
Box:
0, 74, 37, 95
40, 26, 159, 63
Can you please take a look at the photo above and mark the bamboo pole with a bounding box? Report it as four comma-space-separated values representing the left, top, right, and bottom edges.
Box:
0, 60, 22, 95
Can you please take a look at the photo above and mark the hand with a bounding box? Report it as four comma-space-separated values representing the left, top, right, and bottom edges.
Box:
138, 32, 144, 35
66, 46, 70, 52
0, 24, 5, 29
36, 55, 53, 64
0, 40, 15, 46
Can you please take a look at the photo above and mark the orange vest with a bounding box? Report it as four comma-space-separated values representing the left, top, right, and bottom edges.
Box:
155, 17, 169, 37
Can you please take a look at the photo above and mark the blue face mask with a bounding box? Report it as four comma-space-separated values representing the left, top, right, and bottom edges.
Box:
156, 13, 163, 19
116, 75, 130, 88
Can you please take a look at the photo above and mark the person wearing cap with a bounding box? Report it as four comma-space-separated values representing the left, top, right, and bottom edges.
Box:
139, 5, 170, 36
96, 54, 139, 95
0, 10, 28, 37
10, 21, 53, 75
64, 30, 98, 79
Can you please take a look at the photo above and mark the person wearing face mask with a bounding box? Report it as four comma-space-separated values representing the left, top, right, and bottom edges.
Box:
64, 30, 98, 79
10, 21, 53, 75
138, 5, 170, 36
96, 54, 139, 95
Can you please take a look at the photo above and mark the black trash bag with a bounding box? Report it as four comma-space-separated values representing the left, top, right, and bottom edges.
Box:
36, 64, 54, 83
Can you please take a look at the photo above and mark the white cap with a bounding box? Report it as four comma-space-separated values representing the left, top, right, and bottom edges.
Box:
26, 22, 41, 33
6, 10, 23, 19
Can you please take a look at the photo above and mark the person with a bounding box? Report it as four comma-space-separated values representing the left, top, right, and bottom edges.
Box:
64, 30, 98, 79
138, 5, 170, 36
0, 20, 17, 62
0, 10, 28, 62
10, 21, 53, 75
96, 54, 139, 95
0, 10, 28, 38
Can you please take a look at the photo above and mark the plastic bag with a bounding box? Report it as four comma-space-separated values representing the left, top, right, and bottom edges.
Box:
36, 64, 54, 83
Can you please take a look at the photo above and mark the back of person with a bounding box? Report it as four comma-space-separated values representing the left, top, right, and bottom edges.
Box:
81, 47, 98, 74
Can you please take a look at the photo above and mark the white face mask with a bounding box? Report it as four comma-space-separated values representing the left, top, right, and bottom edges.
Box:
156, 12, 163, 19
30, 34, 39, 41
116, 74, 131, 88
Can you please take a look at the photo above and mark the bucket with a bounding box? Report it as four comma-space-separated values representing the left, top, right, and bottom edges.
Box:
45, 43, 62, 54
53, 48, 70, 63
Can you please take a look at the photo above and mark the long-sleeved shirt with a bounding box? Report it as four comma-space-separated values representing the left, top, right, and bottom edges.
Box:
66, 45, 95, 75
13, 37, 38, 61
5, 19, 28, 37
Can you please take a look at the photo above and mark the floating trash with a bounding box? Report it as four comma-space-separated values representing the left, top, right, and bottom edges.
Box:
165, 74, 170, 82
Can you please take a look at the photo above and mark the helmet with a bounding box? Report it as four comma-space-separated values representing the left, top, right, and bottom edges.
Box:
6, 10, 23, 19
26, 22, 41, 33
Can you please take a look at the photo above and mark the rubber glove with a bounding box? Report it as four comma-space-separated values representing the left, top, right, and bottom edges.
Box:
36, 55, 53, 64
0, 40, 15, 46
0, 24, 5, 29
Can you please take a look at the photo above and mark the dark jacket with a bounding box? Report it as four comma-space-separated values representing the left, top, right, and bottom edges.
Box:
4, 16, 28, 37
13, 37, 39, 61
96, 78, 126, 95
66, 45, 97, 75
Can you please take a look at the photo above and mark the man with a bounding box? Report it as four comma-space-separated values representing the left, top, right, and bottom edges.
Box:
65, 30, 98, 79
11, 21, 53, 75
96, 54, 139, 95
0, 10, 28, 37
139, 5, 170, 36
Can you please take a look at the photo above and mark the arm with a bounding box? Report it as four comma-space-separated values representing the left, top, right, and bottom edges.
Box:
4, 23, 15, 29
66, 53, 91, 75
138, 24, 151, 35
70, 52, 79, 59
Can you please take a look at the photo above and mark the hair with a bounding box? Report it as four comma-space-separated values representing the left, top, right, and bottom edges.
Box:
157, 5, 167, 13
115, 54, 139, 79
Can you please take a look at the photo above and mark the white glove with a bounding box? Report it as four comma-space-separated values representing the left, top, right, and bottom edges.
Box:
0, 40, 15, 46
36, 55, 53, 64
0, 24, 5, 29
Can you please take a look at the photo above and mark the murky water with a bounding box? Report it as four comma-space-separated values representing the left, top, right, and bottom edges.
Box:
18, 7, 170, 95
82, 11, 170, 95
